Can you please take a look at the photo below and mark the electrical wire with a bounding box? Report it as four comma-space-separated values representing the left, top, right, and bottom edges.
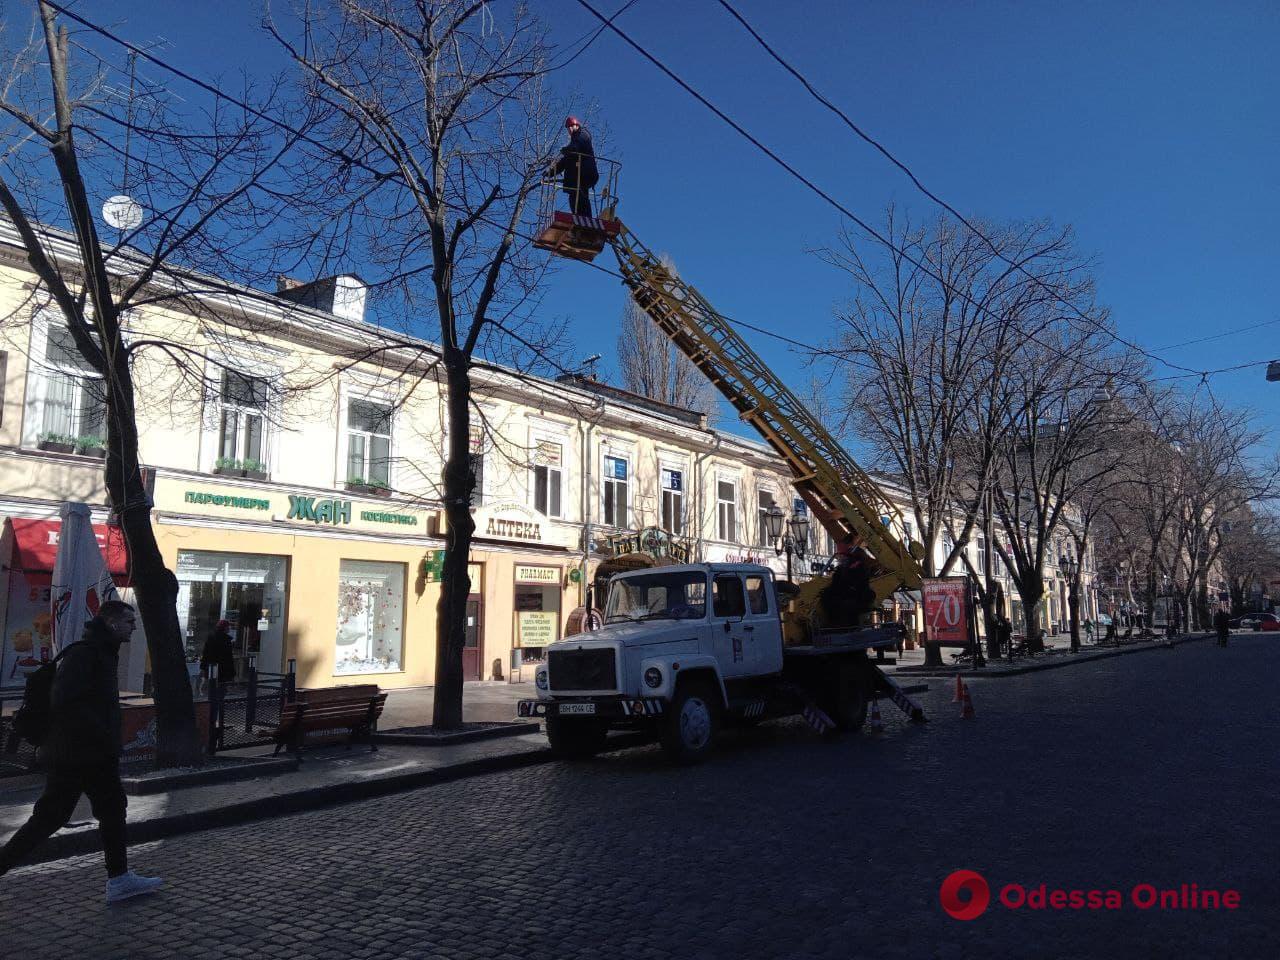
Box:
711, 0, 1217, 379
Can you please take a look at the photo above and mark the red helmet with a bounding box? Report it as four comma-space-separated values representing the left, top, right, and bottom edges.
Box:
565, 115, 581, 129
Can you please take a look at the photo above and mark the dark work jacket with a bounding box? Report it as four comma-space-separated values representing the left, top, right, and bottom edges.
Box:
43, 618, 122, 768
201, 629, 236, 682
554, 129, 598, 190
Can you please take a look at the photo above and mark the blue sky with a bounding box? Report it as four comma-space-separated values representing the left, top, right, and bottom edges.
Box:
91, 0, 1279, 446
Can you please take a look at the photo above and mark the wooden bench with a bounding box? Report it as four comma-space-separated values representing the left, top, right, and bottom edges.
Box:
272, 685, 387, 757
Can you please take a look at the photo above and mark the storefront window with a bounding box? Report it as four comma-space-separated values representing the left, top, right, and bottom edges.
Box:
176, 551, 288, 680
336, 560, 405, 675
514, 566, 561, 666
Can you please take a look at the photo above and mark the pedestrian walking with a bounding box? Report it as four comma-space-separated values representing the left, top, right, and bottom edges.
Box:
1083, 618, 1095, 644
0, 601, 163, 903
996, 614, 1013, 658
200, 619, 236, 684
551, 115, 599, 217
1214, 608, 1231, 647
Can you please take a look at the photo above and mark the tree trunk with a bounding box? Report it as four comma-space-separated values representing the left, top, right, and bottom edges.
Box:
432, 354, 475, 730
103, 394, 201, 767
1067, 579, 1081, 652
1018, 582, 1046, 652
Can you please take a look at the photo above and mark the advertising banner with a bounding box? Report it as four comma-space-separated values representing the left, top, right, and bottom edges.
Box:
923, 577, 971, 647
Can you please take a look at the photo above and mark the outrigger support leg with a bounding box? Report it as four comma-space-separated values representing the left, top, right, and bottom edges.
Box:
873, 667, 927, 723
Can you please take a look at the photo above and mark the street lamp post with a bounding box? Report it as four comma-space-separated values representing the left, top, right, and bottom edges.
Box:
1060, 552, 1080, 652
766, 504, 809, 582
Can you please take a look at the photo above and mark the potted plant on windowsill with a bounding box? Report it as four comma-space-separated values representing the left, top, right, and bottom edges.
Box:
213, 456, 242, 477
37, 432, 77, 454
240, 458, 269, 481
75, 435, 107, 459
345, 476, 392, 497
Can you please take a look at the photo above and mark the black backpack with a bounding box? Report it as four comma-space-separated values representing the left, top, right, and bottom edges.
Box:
11, 649, 69, 747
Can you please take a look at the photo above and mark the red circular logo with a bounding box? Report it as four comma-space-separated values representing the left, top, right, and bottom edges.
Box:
940, 869, 991, 920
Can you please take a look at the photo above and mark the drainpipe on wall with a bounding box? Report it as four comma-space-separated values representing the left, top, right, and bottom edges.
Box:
694, 432, 722, 562
578, 397, 606, 606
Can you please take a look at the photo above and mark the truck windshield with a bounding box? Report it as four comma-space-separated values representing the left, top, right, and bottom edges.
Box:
604, 571, 707, 623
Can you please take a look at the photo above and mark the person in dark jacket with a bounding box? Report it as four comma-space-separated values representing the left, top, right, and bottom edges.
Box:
821, 547, 876, 628
200, 619, 236, 683
0, 601, 163, 903
551, 115, 599, 217
1214, 608, 1231, 647
996, 615, 1013, 658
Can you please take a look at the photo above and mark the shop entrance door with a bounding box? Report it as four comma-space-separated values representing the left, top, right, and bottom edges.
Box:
463, 595, 483, 681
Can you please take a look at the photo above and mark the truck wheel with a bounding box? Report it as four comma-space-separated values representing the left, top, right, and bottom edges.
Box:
828, 661, 869, 733
661, 682, 720, 762
546, 716, 608, 759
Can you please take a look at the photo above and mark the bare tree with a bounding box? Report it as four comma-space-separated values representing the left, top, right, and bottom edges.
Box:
268, 0, 566, 728
823, 207, 1097, 662
0, 2, 312, 764
616, 257, 714, 413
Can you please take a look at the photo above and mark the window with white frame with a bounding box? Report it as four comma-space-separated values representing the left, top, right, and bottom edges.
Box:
532, 440, 563, 518
977, 537, 987, 573
661, 467, 684, 535
717, 479, 737, 542
756, 489, 776, 546
37, 323, 106, 445
468, 425, 485, 507
347, 399, 392, 487
603, 454, 628, 527
218, 370, 269, 471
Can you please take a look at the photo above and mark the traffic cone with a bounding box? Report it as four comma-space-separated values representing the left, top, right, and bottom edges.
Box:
868, 698, 885, 733
952, 675, 964, 702
960, 682, 975, 720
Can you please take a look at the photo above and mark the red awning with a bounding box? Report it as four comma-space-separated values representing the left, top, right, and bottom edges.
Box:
6, 518, 131, 579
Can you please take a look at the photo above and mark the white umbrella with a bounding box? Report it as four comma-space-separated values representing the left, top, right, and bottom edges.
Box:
50, 502, 120, 651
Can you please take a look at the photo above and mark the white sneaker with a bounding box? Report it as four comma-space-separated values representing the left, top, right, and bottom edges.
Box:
106, 870, 164, 904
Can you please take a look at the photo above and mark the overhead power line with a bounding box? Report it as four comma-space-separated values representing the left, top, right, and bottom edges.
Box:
711, 0, 1212, 379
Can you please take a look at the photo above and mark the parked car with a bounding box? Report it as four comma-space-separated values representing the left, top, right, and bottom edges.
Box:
1232, 613, 1279, 631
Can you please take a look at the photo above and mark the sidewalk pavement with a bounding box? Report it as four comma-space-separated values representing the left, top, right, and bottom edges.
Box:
888, 630, 1217, 677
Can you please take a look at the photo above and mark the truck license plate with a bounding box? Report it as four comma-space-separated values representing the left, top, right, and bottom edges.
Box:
559, 703, 596, 715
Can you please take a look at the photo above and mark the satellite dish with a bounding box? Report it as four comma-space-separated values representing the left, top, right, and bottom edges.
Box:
102, 195, 143, 230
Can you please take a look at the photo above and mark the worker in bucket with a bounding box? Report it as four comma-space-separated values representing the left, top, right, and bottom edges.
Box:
551, 116, 599, 217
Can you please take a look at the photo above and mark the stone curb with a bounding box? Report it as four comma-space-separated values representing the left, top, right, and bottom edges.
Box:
374, 721, 540, 746
894, 632, 1214, 679
23, 743, 556, 867
121, 757, 300, 796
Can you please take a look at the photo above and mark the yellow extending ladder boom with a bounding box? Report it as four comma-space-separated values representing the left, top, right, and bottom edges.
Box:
608, 222, 922, 601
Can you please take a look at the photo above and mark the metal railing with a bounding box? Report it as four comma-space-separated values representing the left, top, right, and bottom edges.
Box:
207, 656, 297, 755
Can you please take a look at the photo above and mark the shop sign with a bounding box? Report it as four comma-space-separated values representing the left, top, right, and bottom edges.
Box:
287, 495, 352, 525
515, 565, 559, 585
517, 610, 558, 647
484, 516, 542, 541
360, 509, 417, 526
472, 502, 544, 543
600, 526, 690, 563
184, 491, 270, 511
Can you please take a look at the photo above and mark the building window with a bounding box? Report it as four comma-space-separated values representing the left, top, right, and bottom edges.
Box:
603, 455, 628, 528
39, 324, 106, 444
469, 425, 485, 506
335, 559, 405, 675
756, 489, 776, 546
347, 399, 392, 486
661, 468, 684, 535
717, 479, 737, 542
977, 537, 987, 573
532, 440, 563, 518
218, 371, 269, 470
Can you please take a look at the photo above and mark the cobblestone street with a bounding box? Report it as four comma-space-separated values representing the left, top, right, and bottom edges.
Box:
2, 636, 1276, 959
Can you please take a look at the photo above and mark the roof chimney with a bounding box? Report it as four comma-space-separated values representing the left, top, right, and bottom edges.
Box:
276, 274, 368, 324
